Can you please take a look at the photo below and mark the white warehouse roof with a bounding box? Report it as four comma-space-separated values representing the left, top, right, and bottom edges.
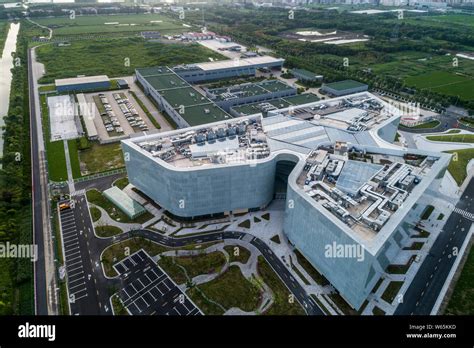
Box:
55, 75, 110, 87
195, 56, 284, 71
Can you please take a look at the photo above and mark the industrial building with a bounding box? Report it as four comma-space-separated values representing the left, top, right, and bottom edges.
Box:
55, 75, 111, 93
135, 66, 231, 127
204, 79, 297, 111
122, 91, 450, 310
321, 80, 369, 97
172, 56, 285, 83
229, 93, 320, 117
291, 68, 323, 82
77, 93, 98, 140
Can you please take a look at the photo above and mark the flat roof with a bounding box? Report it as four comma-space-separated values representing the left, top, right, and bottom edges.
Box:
291, 68, 323, 79
189, 137, 240, 158
323, 80, 367, 91
230, 93, 320, 116
137, 66, 231, 125
195, 56, 284, 71
47, 95, 80, 141
175, 103, 232, 126
143, 74, 188, 91
208, 80, 294, 102
55, 75, 110, 87
77, 93, 98, 138
135, 66, 174, 77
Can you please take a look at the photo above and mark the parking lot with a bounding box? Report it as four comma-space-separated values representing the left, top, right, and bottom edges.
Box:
114, 250, 202, 316
59, 201, 88, 305
84, 90, 156, 142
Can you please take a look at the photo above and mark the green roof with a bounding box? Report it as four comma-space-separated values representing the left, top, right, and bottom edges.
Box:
230, 93, 320, 116
144, 74, 188, 91
176, 103, 231, 126
159, 87, 210, 107
323, 79, 367, 91
136, 66, 173, 77
208, 80, 294, 102
138, 65, 231, 126
291, 68, 322, 80
283, 93, 320, 105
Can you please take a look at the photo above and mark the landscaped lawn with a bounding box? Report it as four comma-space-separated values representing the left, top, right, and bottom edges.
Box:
381, 281, 403, 304
67, 139, 82, 179
89, 206, 101, 222
224, 245, 251, 264
445, 148, 474, 185
101, 237, 169, 277
188, 265, 262, 314
86, 189, 152, 224
294, 250, 330, 286
40, 95, 67, 181
95, 225, 123, 238
445, 247, 474, 315
114, 177, 129, 190
421, 205, 435, 220
158, 251, 227, 284
402, 120, 440, 129
257, 256, 305, 315
426, 134, 474, 143
79, 143, 125, 176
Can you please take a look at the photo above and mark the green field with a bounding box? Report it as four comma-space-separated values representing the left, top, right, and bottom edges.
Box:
0, 20, 10, 53
36, 39, 226, 84
34, 14, 187, 36
426, 134, 474, 143
446, 148, 474, 185
78, 142, 125, 176
412, 14, 474, 29
257, 256, 305, 315
39, 95, 68, 181
187, 265, 261, 314
445, 246, 474, 315
405, 71, 474, 101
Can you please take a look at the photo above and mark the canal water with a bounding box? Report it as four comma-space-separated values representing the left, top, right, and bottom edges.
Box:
0, 22, 20, 159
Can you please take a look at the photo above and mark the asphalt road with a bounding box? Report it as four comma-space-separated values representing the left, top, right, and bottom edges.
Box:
28, 48, 48, 315
60, 194, 104, 315
394, 178, 474, 315
109, 229, 324, 315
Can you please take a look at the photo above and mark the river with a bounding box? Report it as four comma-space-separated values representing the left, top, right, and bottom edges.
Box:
0, 22, 20, 159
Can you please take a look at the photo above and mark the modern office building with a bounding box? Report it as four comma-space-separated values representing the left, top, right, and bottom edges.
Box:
55, 75, 111, 93
204, 79, 297, 111
121, 92, 450, 310
321, 80, 369, 97
172, 56, 285, 83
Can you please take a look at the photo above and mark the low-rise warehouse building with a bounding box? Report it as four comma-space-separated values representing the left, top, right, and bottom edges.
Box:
55, 75, 111, 93
321, 80, 368, 97
229, 93, 320, 117
77, 93, 98, 140
204, 79, 297, 111
291, 68, 323, 82
136, 66, 231, 128
172, 56, 285, 83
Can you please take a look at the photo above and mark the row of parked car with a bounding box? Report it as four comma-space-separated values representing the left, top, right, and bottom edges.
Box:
98, 93, 124, 134
112, 93, 149, 131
